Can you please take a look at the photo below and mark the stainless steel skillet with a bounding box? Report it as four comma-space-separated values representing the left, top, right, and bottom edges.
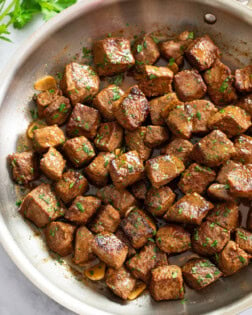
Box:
0, 0, 251, 314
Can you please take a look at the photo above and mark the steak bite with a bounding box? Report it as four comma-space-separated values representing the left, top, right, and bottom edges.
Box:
109, 151, 144, 189
125, 127, 152, 161
60, 62, 99, 105
191, 130, 236, 167
217, 240, 249, 276
185, 35, 220, 71
137, 65, 174, 97
178, 163, 216, 195
235, 65, 252, 93
144, 125, 169, 148
93, 37, 135, 76
156, 225, 191, 254
226, 163, 252, 198
36, 88, 62, 118
126, 243, 168, 283
216, 160, 240, 185
90, 204, 120, 233
20, 183, 65, 227
182, 258, 222, 290
159, 40, 186, 66
208, 106, 251, 138
63, 136, 95, 168
206, 202, 239, 231
92, 231, 128, 269
43, 96, 71, 126
236, 93, 252, 116
174, 70, 207, 102
55, 170, 88, 204
149, 92, 183, 125
131, 180, 148, 200
65, 195, 101, 224
40, 147, 66, 181
161, 138, 193, 163
192, 221, 230, 256
132, 34, 160, 66
113, 85, 149, 131
203, 59, 237, 106
207, 183, 235, 202
94, 122, 123, 152
93, 85, 124, 121
106, 266, 136, 300
33, 125, 65, 153
85, 152, 115, 187
45, 221, 75, 257
145, 186, 176, 217
8, 151, 38, 185
73, 226, 95, 265
149, 265, 184, 301
121, 208, 156, 249
96, 185, 136, 217
115, 228, 136, 258
233, 134, 252, 164
66, 103, 100, 139
164, 192, 213, 225
146, 154, 185, 188
235, 228, 252, 254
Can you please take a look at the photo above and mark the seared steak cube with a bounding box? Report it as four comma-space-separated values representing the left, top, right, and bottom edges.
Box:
233, 134, 252, 164
96, 184, 136, 217
191, 130, 236, 167
85, 152, 115, 187
93, 37, 135, 76
92, 232, 128, 269
65, 196, 101, 224
206, 202, 239, 231
137, 65, 173, 97
115, 229, 136, 258
161, 138, 193, 163
226, 163, 252, 198
164, 192, 213, 225
132, 34, 160, 66
216, 160, 240, 185
166, 104, 192, 139
55, 170, 88, 204
150, 265, 184, 301
126, 244, 168, 283
109, 151, 144, 189
203, 59, 237, 106
125, 127, 152, 161
174, 70, 207, 101
40, 147, 66, 181
106, 266, 136, 300
63, 136, 95, 168
146, 154, 185, 188
94, 122, 123, 152
156, 225, 191, 254
182, 258, 222, 290
113, 85, 149, 131
36, 88, 62, 118
45, 221, 75, 256
60, 62, 99, 105
235, 65, 252, 93
236, 93, 252, 116
131, 180, 148, 200
208, 106, 251, 137
144, 125, 169, 148
73, 226, 95, 265
33, 125, 65, 153
43, 96, 71, 125
20, 183, 65, 227
217, 240, 249, 276
8, 151, 38, 185
207, 183, 235, 202
159, 40, 186, 66
90, 204, 120, 233
93, 85, 124, 121
235, 228, 252, 255
145, 186, 175, 217
192, 221, 230, 256
185, 35, 220, 71
121, 208, 156, 248
66, 103, 100, 139
178, 163, 216, 194
149, 92, 183, 125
